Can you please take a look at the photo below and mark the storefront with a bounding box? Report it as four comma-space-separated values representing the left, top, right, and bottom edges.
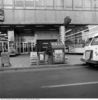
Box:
0, 25, 60, 55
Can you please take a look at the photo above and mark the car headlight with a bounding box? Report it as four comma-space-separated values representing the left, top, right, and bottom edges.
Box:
85, 50, 93, 60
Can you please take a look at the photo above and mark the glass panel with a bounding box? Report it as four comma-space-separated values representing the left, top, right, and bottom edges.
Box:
73, 0, 83, 8
0, 0, 2, 5
4, 0, 13, 5
4, 0, 13, 8
85, 38, 92, 46
55, 0, 64, 9
91, 36, 98, 45
0, 0, 3, 8
83, 0, 92, 10
15, 0, 24, 7
35, 0, 45, 7
46, 0, 54, 8
95, 0, 98, 8
25, 0, 35, 7
64, 0, 72, 8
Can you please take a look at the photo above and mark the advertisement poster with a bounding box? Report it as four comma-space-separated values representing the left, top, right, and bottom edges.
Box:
54, 49, 64, 63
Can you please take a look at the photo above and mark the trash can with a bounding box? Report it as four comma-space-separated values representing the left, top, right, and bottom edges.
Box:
51, 42, 65, 64
38, 52, 45, 64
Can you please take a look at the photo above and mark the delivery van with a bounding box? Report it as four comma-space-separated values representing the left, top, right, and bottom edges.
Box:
81, 33, 98, 66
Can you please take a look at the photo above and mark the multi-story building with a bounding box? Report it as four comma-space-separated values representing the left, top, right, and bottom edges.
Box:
0, 0, 98, 54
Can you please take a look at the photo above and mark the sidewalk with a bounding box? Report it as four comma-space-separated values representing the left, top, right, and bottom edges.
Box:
0, 54, 84, 71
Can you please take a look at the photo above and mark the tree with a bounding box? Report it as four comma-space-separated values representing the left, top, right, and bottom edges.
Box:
64, 16, 71, 29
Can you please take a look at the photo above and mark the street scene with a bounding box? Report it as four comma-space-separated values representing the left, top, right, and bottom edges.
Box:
1, 0, 98, 99
0, 54, 98, 98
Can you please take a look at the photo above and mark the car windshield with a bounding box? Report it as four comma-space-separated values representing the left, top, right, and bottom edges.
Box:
91, 36, 98, 45
85, 38, 92, 46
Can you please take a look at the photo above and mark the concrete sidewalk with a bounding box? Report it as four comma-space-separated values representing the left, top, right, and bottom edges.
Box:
0, 54, 84, 70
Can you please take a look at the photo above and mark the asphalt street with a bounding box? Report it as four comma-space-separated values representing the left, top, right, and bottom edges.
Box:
0, 64, 98, 98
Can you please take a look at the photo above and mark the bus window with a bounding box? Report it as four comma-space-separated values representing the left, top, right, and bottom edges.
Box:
91, 36, 98, 45
85, 38, 92, 46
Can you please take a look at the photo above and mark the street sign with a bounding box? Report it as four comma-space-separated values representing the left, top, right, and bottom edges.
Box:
30, 52, 38, 65
0, 9, 4, 22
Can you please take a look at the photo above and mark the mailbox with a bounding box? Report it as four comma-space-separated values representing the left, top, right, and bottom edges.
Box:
51, 42, 65, 64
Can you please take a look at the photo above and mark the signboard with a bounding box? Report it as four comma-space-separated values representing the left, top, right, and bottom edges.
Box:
0, 9, 4, 22
8, 31, 14, 41
53, 49, 64, 63
60, 26, 65, 44
30, 52, 38, 65
1, 52, 11, 67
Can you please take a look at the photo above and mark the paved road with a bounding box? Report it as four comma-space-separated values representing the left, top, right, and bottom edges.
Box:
0, 64, 98, 98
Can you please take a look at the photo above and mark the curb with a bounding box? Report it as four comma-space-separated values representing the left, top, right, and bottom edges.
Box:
65, 53, 83, 55
0, 63, 84, 72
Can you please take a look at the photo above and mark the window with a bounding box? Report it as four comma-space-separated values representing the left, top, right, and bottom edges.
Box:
95, 0, 98, 10
25, 0, 35, 8
54, 0, 64, 9
64, 0, 73, 9
85, 38, 92, 46
73, 0, 83, 9
0, 0, 3, 8
91, 36, 98, 45
46, 0, 54, 8
35, 0, 45, 8
4, 0, 13, 8
15, 0, 24, 8
0, 0, 2, 5
83, 0, 92, 10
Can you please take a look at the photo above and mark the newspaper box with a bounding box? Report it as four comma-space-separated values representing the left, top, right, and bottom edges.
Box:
51, 42, 65, 64
30, 52, 38, 65
38, 52, 45, 64
1, 52, 11, 67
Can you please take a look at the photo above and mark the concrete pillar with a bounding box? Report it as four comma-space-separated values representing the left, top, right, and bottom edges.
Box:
59, 26, 65, 45
8, 30, 15, 53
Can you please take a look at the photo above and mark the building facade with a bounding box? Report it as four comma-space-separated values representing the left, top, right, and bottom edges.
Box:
0, 0, 98, 54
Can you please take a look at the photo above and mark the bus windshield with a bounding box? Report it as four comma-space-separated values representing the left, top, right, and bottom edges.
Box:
85, 38, 93, 46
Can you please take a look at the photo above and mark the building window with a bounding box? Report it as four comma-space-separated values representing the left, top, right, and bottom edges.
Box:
25, 0, 35, 8
46, 0, 54, 9
54, 0, 64, 9
0, 0, 3, 8
83, 0, 92, 10
64, 0, 73, 9
15, 0, 25, 8
73, 0, 83, 9
95, 0, 98, 10
35, 0, 45, 8
4, 0, 13, 8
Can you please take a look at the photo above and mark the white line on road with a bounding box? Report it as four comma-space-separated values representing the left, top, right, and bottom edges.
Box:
42, 81, 98, 88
